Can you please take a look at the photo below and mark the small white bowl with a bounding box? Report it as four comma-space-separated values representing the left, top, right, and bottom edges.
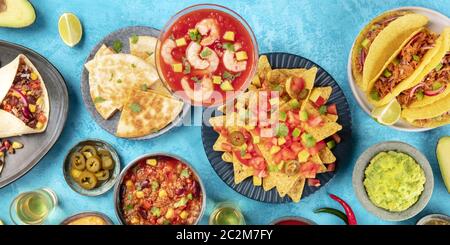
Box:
352, 141, 434, 221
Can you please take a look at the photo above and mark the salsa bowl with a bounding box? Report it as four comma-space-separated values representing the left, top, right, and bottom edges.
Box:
114, 153, 206, 225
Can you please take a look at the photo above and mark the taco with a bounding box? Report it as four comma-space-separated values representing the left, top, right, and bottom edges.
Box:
367, 28, 441, 106
352, 11, 428, 90
0, 55, 50, 138
397, 28, 450, 108
402, 94, 450, 128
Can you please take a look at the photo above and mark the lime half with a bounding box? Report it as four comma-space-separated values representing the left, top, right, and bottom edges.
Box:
58, 13, 82, 47
371, 99, 401, 125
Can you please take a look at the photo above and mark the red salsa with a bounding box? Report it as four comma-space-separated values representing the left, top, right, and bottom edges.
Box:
158, 8, 256, 105
120, 156, 203, 225
0, 58, 47, 129
274, 219, 311, 225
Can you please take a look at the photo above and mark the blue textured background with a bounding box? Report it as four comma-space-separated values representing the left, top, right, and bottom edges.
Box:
0, 0, 449, 225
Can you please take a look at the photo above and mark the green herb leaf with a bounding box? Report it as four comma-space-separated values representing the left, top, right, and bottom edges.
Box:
117, 79, 122, 84
151, 207, 161, 217
109, 72, 114, 81
182, 57, 191, 74
222, 71, 241, 81
129, 103, 141, 113
151, 181, 159, 192
94, 96, 106, 103
370, 91, 380, 101
131, 63, 136, 68
180, 169, 190, 178
146, 51, 154, 57
276, 123, 289, 137
131, 34, 139, 44
413, 55, 420, 62
319, 105, 327, 115
222, 42, 235, 51
112, 40, 123, 53
191, 77, 201, 83
188, 29, 201, 42
416, 90, 424, 100
126, 204, 134, 211
200, 48, 212, 58
435, 63, 443, 71
141, 84, 149, 91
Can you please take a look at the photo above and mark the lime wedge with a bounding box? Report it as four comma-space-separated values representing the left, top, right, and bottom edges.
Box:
58, 13, 82, 47
371, 99, 401, 125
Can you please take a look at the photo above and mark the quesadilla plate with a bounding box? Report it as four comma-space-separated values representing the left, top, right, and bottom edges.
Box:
81, 26, 189, 140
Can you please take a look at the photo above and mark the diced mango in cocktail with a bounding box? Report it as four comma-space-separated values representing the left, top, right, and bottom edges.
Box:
172, 63, 183, 72
298, 149, 310, 162
236, 51, 248, 61
212, 75, 222, 84
223, 31, 235, 41
176, 37, 187, 47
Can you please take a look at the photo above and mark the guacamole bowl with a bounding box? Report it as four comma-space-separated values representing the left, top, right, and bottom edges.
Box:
352, 141, 434, 221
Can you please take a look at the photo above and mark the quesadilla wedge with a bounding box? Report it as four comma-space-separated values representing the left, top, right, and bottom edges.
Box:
116, 89, 183, 138
85, 53, 159, 119
351, 11, 428, 90
367, 28, 441, 107
397, 28, 450, 109
129, 35, 157, 61
0, 54, 49, 137
402, 94, 450, 128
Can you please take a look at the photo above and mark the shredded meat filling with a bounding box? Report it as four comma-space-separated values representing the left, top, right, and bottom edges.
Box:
373, 31, 438, 99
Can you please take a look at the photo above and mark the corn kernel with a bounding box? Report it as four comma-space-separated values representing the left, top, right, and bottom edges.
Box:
30, 72, 38, 80
29, 104, 36, 113
236, 51, 248, 61
270, 146, 281, 154
135, 191, 145, 198
158, 189, 167, 198
36, 97, 44, 107
131, 217, 139, 224
172, 63, 183, 73
165, 208, 174, 219
0, 152, 4, 158
179, 211, 189, 219
146, 159, 157, 166
223, 31, 235, 41
12, 142, 23, 149
175, 38, 187, 47
36, 122, 44, 129
126, 180, 133, 188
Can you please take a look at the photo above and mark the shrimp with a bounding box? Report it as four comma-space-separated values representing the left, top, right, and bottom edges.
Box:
161, 39, 177, 65
223, 50, 247, 72
195, 18, 220, 46
186, 42, 219, 73
186, 42, 209, 70
181, 76, 213, 103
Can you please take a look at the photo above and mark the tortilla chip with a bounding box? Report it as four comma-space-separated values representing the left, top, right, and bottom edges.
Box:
95, 44, 114, 58
149, 79, 171, 97
311, 154, 327, 174
213, 135, 228, 152
287, 178, 306, 203
253, 176, 262, 186
222, 152, 233, 163
310, 86, 332, 103
262, 174, 277, 191
116, 89, 183, 138
304, 122, 342, 142
232, 153, 254, 184
319, 147, 336, 164
257, 55, 272, 81
275, 172, 302, 197
129, 36, 157, 60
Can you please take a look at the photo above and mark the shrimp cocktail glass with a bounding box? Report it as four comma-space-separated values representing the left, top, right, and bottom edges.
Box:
156, 4, 259, 107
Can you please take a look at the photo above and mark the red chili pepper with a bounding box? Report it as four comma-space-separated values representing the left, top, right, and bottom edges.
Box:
329, 193, 357, 225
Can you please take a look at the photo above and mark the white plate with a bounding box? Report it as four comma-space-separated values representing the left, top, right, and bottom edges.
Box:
347, 6, 450, 132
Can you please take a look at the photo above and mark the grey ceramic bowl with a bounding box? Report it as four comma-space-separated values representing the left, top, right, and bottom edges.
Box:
113, 153, 206, 225
63, 139, 121, 196
416, 214, 450, 225
352, 141, 434, 221
60, 212, 114, 225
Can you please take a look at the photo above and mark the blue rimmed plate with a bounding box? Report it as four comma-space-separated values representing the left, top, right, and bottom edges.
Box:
202, 52, 352, 203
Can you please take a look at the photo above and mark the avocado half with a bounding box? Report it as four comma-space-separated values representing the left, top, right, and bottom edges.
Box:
0, 0, 36, 28
437, 136, 450, 193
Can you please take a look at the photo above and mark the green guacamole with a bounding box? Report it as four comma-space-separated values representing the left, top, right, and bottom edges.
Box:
363, 151, 426, 212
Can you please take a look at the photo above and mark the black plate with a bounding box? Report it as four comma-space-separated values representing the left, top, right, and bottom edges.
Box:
81, 26, 190, 140
0, 40, 68, 188
202, 52, 352, 203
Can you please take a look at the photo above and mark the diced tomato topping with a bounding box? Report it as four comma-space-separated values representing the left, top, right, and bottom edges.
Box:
256, 169, 268, 178
273, 151, 283, 164
221, 142, 233, 152
290, 142, 303, 154
315, 141, 326, 151
249, 157, 266, 170
37, 113, 47, 123
307, 116, 323, 127
271, 138, 278, 145
291, 77, 305, 92
281, 148, 296, 161
299, 162, 321, 177
287, 111, 300, 125
327, 163, 336, 172
307, 178, 321, 187
30, 80, 41, 89
332, 133, 341, 144
142, 200, 152, 210
327, 104, 338, 115
308, 146, 319, 155
315, 96, 326, 107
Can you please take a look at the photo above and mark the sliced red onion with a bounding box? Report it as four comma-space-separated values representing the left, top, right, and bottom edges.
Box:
11, 88, 29, 107
409, 83, 425, 98
424, 84, 446, 96
0, 146, 5, 152
359, 48, 367, 71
